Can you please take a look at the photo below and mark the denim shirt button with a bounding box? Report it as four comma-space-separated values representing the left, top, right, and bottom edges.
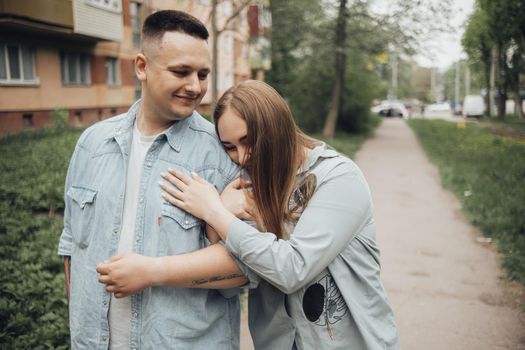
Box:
102, 336, 107, 341
103, 300, 108, 306
139, 198, 144, 203
133, 312, 138, 318
113, 229, 118, 235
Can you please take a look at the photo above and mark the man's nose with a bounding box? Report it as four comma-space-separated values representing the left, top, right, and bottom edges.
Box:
185, 74, 201, 95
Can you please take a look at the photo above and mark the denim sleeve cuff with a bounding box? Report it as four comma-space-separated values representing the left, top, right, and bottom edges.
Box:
57, 228, 73, 256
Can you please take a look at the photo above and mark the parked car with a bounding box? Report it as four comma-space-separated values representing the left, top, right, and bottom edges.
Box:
426, 102, 451, 113
371, 101, 409, 119
462, 95, 485, 118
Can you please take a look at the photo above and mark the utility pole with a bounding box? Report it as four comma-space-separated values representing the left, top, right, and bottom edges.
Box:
390, 50, 398, 101
465, 65, 471, 96
454, 60, 460, 106
430, 67, 436, 102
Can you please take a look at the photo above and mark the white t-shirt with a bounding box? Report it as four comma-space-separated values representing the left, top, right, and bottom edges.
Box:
109, 122, 158, 349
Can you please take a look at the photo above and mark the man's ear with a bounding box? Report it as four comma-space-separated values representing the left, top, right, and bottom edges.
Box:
135, 53, 147, 81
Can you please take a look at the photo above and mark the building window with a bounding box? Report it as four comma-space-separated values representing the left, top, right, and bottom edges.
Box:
22, 113, 34, 126
0, 44, 38, 84
224, 72, 233, 89
60, 52, 91, 85
105, 57, 120, 86
75, 111, 83, 123
224, 34, 233, 54
223, 0, 232, 17
130, 2, 142, 48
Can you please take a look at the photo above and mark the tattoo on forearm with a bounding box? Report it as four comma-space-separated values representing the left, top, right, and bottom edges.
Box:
192, 274, 244, 286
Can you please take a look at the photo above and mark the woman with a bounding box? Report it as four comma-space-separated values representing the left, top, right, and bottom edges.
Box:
98, 80, 399, 349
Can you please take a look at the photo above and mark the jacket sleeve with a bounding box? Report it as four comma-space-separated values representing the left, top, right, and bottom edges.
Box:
224, 162, 373, 294
57, 139, 85, 257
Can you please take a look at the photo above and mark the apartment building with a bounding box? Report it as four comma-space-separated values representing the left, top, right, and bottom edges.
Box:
0, 0, 268, 137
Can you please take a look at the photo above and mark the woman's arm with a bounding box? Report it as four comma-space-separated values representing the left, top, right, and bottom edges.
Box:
162, 163, 373, 294
96, 243, 248, 298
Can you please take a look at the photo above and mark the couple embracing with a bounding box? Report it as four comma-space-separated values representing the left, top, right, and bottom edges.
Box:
58, 10, 399, 350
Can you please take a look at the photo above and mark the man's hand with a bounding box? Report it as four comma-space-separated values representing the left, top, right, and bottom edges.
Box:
64, 256, 71, 304
96, 252, 158, 298
220, 178, 255, 221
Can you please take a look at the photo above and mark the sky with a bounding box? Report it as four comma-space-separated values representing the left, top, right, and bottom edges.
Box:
369, 0, 476, 72
413, 0, 476, 71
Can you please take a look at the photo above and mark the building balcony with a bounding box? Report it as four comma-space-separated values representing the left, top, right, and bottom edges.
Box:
0, 0, 123, 43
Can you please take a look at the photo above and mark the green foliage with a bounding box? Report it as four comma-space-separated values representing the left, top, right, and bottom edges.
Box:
50, 107, 69, 130
267, 0, 386, 134
317, 124, 379, 159
409, 119, 525, 285
0, 128, 82, 348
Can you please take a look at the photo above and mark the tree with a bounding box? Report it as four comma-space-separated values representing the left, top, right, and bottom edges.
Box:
320, 0, 453, 138
210, 0, 253, 110
322, 0, 348, 139
463, 0, 525, 119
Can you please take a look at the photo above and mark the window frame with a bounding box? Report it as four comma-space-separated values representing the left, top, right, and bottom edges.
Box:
60, 52, 91, 86
130, 2, 142, 48
105, 57, 120, 86
0, 43, 39, 86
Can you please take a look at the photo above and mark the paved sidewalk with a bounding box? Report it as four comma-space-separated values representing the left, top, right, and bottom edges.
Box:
354, 118, 525, 349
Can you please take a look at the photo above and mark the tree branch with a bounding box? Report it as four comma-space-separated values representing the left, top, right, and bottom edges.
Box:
217, 0, 253, 35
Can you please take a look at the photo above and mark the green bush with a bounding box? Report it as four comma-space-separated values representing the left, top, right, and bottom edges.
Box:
50, 107, 69, 130
409, 119, 525, 285
0, 128, 81, 349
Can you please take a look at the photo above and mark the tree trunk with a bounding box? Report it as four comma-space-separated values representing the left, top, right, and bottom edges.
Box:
484, 56, 492, 117
514, 73, 524, 119
322, 0, 348, 139
496, 42, 507, 119
211, 0, 219, 112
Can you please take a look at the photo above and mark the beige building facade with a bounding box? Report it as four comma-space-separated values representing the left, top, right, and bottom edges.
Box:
0, 0, 263, 137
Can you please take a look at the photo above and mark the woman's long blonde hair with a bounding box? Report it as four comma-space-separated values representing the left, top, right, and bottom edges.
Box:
214, 80, 315, 239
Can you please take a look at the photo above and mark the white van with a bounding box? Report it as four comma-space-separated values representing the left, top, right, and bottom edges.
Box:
462, 95, 485, 118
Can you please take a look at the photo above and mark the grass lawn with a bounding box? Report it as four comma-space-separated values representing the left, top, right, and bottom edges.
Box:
478, 114, 525, 138
409, 119, 525, 286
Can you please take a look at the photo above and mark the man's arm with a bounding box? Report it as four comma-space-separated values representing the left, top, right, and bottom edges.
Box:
96, 243, 248, 298
64, 256, 71, 304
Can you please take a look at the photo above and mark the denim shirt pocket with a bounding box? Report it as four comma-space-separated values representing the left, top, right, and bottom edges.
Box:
158, 202, 203, 255
161, 203, 201, 229
67, 185, 97, 249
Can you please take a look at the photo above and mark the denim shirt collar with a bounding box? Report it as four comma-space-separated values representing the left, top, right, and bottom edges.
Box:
108, 99, 196, 155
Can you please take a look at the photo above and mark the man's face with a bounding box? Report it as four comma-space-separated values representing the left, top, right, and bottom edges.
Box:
141, 31, 211, 120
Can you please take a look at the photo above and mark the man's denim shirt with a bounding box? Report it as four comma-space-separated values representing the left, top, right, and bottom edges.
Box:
58, 101, 241, 350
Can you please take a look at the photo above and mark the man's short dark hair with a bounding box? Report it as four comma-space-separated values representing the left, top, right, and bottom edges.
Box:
142, 10, 209, 44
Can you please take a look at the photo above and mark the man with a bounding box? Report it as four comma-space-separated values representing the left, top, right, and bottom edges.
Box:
58, 10, 247, 349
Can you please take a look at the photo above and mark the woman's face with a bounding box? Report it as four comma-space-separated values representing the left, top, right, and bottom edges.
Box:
217, 108, 249, 166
